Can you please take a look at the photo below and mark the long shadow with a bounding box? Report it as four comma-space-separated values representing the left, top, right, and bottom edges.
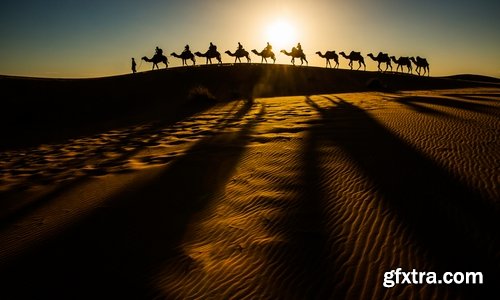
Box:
306, 96, 499, 298
0, 100, 220, 226
252, 113, 342, 298
0, 101, 262, 299
395, 95, 500, 117
443, 93, 500, 103
395, 96, 453, 118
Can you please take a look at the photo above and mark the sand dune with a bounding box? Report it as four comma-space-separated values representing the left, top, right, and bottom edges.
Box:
0, 65, 499, 299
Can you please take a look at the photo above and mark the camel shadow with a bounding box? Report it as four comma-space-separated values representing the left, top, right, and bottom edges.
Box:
395, 96, 457, 118
0, 101, 261, 299
442, 93, 500, 103
395, 95, 500, 117
0, 99, 218, 226
305, 96, 499, 298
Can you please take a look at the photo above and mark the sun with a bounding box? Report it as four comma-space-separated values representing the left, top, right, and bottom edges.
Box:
265, 20, 297, 50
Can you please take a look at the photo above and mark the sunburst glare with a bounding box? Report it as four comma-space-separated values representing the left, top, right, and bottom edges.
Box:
265, 20, 297, 51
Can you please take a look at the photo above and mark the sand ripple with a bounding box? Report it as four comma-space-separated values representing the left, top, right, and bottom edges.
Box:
0, 88, 498, 299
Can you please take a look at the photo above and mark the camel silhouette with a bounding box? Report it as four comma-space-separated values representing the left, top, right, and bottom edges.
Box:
316, 51, 339, 68
251, 49, 276, 64
225, 49, 251, 63
280, 48, 308, 66
195, 50, 222, 65
410, 56, 430, 76
367, 52, 392, 72
339, 51, 366, 70
141, 55, 169, 70
170, 51, 196, 66
390, 56, 412, 74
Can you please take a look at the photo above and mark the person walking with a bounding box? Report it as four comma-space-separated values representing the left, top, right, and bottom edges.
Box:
131, 58, 137, 73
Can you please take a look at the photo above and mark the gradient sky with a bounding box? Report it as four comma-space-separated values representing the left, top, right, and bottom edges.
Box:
1, 0, 499, 78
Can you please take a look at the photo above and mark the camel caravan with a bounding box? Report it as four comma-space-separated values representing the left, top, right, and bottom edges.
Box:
139, 43, 430, 76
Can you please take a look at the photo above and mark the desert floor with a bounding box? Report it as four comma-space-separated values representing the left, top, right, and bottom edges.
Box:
0, 86, 499, 299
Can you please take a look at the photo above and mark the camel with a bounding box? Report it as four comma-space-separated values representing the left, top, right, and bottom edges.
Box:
194, 50, 222, 65
141, 54, 168, 70
251, 49, 276, 64
225, 49, 251, 63
339, 51, 366, 70
170, 51, 196, 66
316, 51, 339, 68
390, 56, 412, 74
367, 52, 392, 72
280, 48, 308, 66
410, 56, 430, 76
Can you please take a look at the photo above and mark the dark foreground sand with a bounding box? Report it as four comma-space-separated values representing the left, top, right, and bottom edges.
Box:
0, 66, 499, 299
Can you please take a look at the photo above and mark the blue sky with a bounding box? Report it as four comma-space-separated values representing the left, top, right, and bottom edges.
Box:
1, 0, 498, 78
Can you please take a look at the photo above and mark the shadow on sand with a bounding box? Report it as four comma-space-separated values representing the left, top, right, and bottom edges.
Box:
0, 99, 262, 299
0, 99, 217, 226
304, 95, 499, 299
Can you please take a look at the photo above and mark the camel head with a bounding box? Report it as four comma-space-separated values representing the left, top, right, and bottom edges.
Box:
194, 51, 203, 57
315, 51, 322, 55
339, 51, 346, 56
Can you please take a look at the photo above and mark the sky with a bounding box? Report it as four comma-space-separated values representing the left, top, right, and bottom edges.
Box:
1, 0, 499, 78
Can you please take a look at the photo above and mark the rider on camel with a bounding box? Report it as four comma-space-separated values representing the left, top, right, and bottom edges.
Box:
182, 44, 190, 55
209, 42, 217, 54
265, 42, 272, 52
155, 46, 163, 58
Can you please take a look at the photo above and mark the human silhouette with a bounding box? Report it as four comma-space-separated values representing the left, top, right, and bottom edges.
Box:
237, 42, 243, 51
183, 45, 190, 55
131, 58, 137, 73
265, 42, 272, 52
296, 43, 302, 53
209, 42, 217, 54
155, 46, 163, 58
